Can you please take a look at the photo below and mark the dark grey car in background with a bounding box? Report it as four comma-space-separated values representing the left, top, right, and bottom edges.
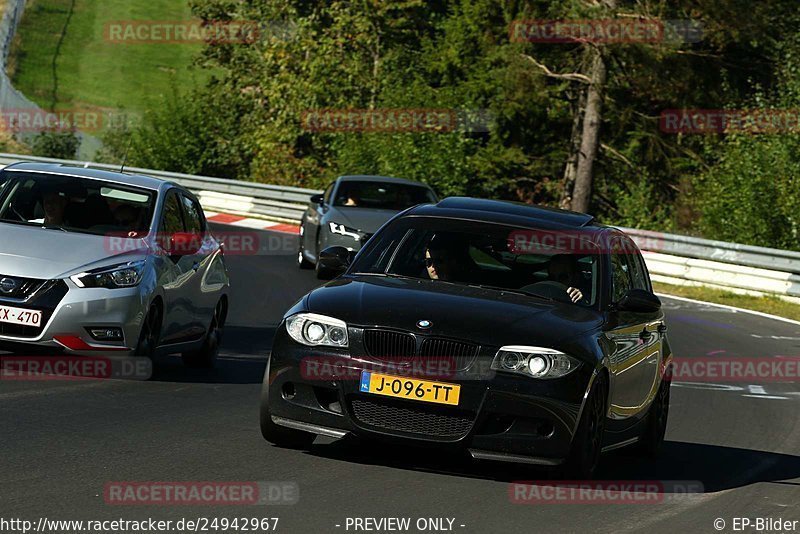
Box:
297, 175, 437, 278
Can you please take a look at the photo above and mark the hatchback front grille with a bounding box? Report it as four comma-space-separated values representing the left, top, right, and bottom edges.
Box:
363, 329, 416, 361
0, 280, 68, 338
419, 338, 479, 371
351, 396, 475, 438
0, 274, 46, 301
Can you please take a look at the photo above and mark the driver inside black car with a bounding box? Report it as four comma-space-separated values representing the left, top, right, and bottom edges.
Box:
548, 254, 585, 304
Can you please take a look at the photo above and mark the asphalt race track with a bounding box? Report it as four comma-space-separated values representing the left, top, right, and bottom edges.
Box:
2, 225, 800, 533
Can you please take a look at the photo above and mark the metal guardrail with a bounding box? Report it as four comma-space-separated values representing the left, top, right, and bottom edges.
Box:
0, 152, 797, 299
621, 227, 800, 276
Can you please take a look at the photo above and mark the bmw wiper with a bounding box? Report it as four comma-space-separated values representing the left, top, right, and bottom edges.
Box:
43, 225, 68, 232
467, 284, 556, 302
0, 219, 39, 227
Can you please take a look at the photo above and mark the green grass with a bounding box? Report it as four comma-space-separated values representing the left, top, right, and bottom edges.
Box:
653, 282, 800, 322
9, 0, 209, 116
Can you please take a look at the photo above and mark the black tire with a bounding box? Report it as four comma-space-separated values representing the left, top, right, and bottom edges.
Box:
563, 374, 608, 479
634, 376, 671, 458
297, 223, 313, 269
134, 303, 161, 360
182, 299, 226, 368
259, 359, 315, 449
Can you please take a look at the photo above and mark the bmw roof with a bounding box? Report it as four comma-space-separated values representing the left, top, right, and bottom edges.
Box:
337, 174, 433, 188
407, 197, 605, 230
1, 162, 173, 191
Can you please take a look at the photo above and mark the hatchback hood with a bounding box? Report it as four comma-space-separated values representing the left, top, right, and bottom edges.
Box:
0, 223, 148, 279
305, 275, 603, 349
330, 207, 400, 233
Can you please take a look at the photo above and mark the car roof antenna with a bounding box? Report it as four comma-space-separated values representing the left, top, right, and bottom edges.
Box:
120, 133, 134, 174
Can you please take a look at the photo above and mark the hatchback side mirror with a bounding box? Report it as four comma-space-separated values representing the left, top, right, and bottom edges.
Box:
310, 193, 324, 205
317, 246, 351, 279
616, 289, 661, 313
167, 232, 202, 256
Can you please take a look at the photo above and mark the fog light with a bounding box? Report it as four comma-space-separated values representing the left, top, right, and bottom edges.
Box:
86, 327, 124, 342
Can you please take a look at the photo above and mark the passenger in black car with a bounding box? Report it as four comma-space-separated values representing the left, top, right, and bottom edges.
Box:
424, 234, 474, 282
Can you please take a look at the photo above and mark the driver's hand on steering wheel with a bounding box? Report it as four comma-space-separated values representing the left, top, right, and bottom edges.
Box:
567, 287, 583, 303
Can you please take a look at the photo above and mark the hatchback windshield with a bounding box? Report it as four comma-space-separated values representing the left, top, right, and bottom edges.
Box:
333, 181, 436, 209
0, 172, 156, 236
351, 218, 601, 306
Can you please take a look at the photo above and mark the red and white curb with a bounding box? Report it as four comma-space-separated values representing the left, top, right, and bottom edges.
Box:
205, 211, 300, 234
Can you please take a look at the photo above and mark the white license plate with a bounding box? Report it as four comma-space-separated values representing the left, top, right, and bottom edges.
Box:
0, 305, 42, 327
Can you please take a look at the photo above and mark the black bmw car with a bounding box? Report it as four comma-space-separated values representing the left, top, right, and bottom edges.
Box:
260, 197, 672, 478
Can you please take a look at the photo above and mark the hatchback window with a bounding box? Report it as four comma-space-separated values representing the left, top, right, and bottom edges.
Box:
161, 192, 184, 235
610, 239, 633, 302
181, 194, 204, 234
0, 172, 155, 236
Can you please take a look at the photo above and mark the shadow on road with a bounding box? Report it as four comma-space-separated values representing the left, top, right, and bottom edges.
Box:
297, 437, 800, 492
149, 325, 273, 385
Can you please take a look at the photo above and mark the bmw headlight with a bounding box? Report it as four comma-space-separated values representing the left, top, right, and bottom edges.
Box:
71, 260, 145, 289
329, 222, 363, 241
286, 313, 349, 348
491, 345, 580, 379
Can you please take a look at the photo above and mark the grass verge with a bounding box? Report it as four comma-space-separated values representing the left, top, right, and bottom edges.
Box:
9, 0, 207, 115
653, 282, 800, 322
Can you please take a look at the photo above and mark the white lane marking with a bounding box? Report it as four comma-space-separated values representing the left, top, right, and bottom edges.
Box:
657, 293, 800, 327
751, 334, 800, 340
748, 385, 767, 395
742, 394, 790, 400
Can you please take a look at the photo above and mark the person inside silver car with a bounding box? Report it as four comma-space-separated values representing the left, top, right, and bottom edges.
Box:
42, 188, 70, 226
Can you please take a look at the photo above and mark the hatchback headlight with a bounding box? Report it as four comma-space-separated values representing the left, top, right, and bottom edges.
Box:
286, 313, 349, 348
71, 261, 146, 289
329, 222, 363, 241
491, 345, 580, 379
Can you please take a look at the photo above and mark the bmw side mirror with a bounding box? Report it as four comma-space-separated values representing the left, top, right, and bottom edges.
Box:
317, 246, 351, 279
310, 193, 324, 205
616, 289, 661, 313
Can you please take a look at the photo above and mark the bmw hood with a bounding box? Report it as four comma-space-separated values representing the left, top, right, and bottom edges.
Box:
0, 223, 150, 279
328, 207, 400, 234
304, 274, 603, 349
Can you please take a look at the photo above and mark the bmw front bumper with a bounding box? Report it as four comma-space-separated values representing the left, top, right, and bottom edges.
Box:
264, 324, 595, 464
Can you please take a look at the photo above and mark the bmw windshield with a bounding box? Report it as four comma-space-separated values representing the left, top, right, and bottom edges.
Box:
350, 218, 601, 307
0, 172, 156, 237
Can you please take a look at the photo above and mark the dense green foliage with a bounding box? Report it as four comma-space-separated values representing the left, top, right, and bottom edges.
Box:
94, 0, 800, 249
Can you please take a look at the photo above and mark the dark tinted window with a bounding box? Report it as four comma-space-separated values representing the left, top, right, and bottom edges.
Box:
322, 182, 334, 204
610, 239, 633, 302
181, 194, 204, 233
161, 192, 184, 235
333, 181, 436, 209
351, 217, 600, 307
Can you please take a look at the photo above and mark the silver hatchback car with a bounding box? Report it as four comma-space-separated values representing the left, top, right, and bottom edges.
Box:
0, 162, 230, 367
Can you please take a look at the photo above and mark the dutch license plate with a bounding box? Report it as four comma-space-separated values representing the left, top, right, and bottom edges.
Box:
0, 305, 41, 327
359, 371, 460, 406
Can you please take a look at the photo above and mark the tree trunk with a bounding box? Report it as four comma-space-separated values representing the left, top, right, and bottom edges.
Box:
559, 87, 586, 209
569, 49, 607, 214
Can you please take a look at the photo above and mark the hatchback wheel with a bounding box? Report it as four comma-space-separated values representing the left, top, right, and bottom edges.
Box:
563, 374, 607, 479
635, 376, 671, 458
134, 304, 161, 359
182, 299, 225, 368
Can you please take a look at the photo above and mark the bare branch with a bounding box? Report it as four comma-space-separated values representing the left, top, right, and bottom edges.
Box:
522, 55, 592, 84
